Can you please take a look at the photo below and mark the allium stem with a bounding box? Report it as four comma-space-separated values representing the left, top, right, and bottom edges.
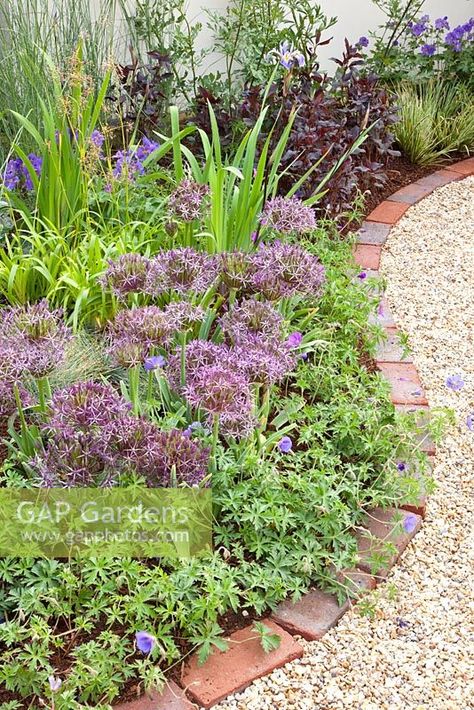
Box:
128, 365, 141, 415
13, 383, 35, 458
211, 414, 220, 473
260, 387, 271, 432
37, 376, 52, 416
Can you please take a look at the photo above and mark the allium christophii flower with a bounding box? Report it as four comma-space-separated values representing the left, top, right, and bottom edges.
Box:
260, 196, 316, 234
47, 381, 132, 434
403, 514, 418, 534
168, 179, 209, 222
267, 40, 305, 69
164, 302, 205, 330
219, 251, 254, 291
136, 631, 156, 654
144, 354, 167, 371
1, 300, 71, 377
167, 340, 232, 391
287, 331, 303, 348
234, 334, 297, 386
101, 254, 151, 299
146, 428, 209, 486
250, 242, 326, 300
278, 436, 293, 453
107, 306, 173, 367
219, 298, 283, 344
146, 248, 219, 296
446, 374, 464, 391
184, 364, 255, 437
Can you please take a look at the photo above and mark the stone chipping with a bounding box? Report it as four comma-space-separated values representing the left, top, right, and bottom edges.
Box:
214, 176, 474, 710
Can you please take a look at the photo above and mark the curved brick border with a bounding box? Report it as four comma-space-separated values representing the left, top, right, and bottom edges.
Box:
115, 157, 474, 710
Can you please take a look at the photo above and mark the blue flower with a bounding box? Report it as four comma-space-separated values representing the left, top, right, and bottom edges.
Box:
144, 355, 167, 371
403, 514, 418, 534
278, 436, 293, 453
446, 374, 464, 391
136, 631, 156, 654
357, 36, 369, 47
397, 462, 407, 472
287, 332, 303, 348
467, 413, 474, 431
48, 676, 62, 693
268, 41, 305, 70
420, 43, 436, 56
435, 16, 450, 31
358, 271, 368, 280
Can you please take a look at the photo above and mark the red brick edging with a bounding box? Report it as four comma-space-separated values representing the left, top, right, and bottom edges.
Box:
115, 157, 474, 710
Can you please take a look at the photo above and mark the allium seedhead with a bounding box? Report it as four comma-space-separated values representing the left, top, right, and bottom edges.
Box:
260, 196, 316, 234
184, 364, 255, 437
219, 251, 254, 291
234, 334, 297, 386
146, 248, 219, 296
101, 254, 151, 298
219, 298, 283, 344
168, 179, 209, 222
250, 242, 326, 300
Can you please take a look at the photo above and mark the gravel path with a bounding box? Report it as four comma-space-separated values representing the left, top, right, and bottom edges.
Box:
215, 177, 474, 710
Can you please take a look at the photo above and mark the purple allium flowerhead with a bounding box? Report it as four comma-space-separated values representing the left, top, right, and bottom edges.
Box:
357, 36, 369, 47
466, 413, 474, 431
164, 302, 205, 331
234, 334, 297, 386
46, 381, 132, 434
135, 631, 156, 654
445, 374, 464, 391
0, 379, 33, 417
435, 16, 450, 31
144, 354, 167, 371
219, 298, 284, 344
287, 331, 303, 348
101, 253, 151, 299
146, 428, 209, 486
278, 436, 292, 453
403, 513, 418, 534
107, 306, 173, 360
219, 251, 254, 292
146, 248, 219, 296
184, 364, 255, 438
420, 43, 436, 56
168, 179, 209, 222
167, 340, 232, 391
249, 242, 326, 300
260, 196, 316, 234
1, 300, 71, 378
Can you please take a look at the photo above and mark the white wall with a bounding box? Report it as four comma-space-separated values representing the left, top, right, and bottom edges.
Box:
316, 0, 474, 68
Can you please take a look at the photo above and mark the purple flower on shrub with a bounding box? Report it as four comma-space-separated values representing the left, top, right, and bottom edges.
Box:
278, 436, 293, 453
168, 179, 209, 222
250, 242, 326, 300
219, 298, 283, 344
411, 15, 429, 37
287, 331, 303, 348
403, 514, 418, 534
260, 196, 316, 234
146, 248, 219, 296
112, 148, 144, 180
435, 16, 450, 31
144, 355, 167, 371
101, 253, 151, 299
357, 36, 369, 47
445, 374, 464, 391
136, 137, 159, 161
420, 43, 436, 56
136, 631, 156, 654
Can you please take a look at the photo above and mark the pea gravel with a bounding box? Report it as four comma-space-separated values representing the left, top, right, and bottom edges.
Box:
213, 177, 474, 710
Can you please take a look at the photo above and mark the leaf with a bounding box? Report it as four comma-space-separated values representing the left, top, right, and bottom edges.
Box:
253, 622, 281, 653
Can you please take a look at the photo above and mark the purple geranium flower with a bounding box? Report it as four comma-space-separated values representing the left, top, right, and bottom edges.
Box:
397, 462, 407, 472
446, 374, 464, 391
136, 631, 156, 654
357, 36, 369, 47
287, 332, 303, 348
435, 16, 450, 31
403, 514, 418, 534
466, 413, 474, 431
358, 271, 367, 280
144, 355, 167, 371
420, 43, 436, 56
48, 676, 62, 692
278, 436, 293, 453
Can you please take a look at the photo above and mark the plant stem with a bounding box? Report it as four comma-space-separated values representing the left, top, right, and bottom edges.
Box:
211, 414, 220, 473
37, 376, 52, 415
128, 365, 140, 415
